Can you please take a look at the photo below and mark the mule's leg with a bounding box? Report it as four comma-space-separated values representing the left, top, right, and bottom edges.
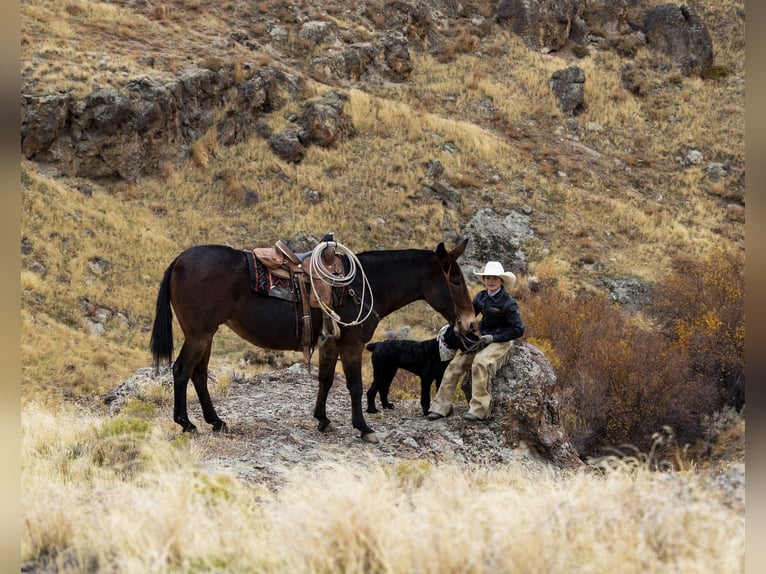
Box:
172, 341, 203, 432
339, 345, 376, 441
190, 341, 227, 432
314, 344, 339, 432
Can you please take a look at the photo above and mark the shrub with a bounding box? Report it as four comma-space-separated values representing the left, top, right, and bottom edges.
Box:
524, 289, 716, 456
649, 247, 745, 410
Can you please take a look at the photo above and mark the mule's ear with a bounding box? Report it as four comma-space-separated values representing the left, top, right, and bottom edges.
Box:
450, 238, 468, 259
436, 242, 448, 259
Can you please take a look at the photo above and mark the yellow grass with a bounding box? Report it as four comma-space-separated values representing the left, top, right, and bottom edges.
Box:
21, 403, 744, 573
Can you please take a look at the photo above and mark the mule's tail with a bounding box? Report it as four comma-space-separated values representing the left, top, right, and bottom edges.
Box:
150, 259, 176, 369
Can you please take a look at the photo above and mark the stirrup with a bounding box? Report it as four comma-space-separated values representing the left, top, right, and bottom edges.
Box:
323, 317, 341, 340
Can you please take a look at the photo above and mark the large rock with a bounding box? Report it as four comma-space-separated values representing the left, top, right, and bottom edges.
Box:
461, 208, 534, 278
300, 91, 355, 147
494, 0, 578, 51
549, 65, 586, 114
644, 3, 714, 77
461, 342, 582, 469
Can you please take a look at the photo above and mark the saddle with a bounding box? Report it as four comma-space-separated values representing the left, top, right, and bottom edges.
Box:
247, 240, 345, 362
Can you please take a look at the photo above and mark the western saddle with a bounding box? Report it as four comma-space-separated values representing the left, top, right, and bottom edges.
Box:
251, 239, 344, 362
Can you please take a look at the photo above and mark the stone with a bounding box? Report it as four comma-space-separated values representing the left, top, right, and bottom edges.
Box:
461, 342, 582, 469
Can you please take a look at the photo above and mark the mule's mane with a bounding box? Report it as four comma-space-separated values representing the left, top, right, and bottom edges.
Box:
356, 248, 434, 264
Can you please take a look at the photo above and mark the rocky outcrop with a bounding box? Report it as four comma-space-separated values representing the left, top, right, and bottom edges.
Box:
103, 341, 580, 487
313, 31, 413, 83
644, 3, 714, 77
21, 66, 305, 181
494, 0, 578, 51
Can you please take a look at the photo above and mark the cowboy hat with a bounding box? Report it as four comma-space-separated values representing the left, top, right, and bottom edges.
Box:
474, 261, 516, 289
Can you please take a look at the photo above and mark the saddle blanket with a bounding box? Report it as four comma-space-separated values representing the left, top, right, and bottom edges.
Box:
246, 251, 299, 301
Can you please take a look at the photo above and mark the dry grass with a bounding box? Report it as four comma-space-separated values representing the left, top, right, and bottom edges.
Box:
21, 403, 744, 573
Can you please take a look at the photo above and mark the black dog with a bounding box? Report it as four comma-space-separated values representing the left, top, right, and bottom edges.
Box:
365, 325, 477, 416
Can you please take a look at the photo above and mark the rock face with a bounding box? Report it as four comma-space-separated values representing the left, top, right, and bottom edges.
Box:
644, 3, 714, 77
494, 0, 578, 51
102, 342, 580, 487
461, 342, 582, 469
21, 66, 305, 180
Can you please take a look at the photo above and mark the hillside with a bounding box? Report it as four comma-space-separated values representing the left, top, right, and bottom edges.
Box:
19, 2, 747, 571
20, 0, 745, 404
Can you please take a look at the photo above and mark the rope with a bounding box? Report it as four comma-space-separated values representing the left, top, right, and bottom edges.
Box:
308, 241, 375, 327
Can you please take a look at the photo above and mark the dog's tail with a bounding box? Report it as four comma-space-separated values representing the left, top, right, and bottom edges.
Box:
365, 342, 379, 352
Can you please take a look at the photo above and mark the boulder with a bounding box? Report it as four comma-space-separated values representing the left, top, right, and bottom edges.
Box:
550, 65, 586, 114
461, 208, 533, 278
494, 0, 578, 51
269, 128, 307, 163
461, 342, 582, 469
300, 91, 354, 147
644, 3, 714, 77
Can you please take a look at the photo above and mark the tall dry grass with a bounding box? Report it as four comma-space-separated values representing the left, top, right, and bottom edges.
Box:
22, 403, 744, 573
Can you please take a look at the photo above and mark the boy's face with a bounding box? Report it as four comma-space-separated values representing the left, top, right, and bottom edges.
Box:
483, 275, 502, 290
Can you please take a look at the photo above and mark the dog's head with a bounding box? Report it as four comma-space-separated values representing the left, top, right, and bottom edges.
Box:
441, 324, 481, 352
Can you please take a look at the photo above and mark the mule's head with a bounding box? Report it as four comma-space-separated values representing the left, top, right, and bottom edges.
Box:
426, 239, 477, 336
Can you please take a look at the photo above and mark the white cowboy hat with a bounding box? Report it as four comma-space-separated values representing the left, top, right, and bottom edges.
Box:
474, 261, 516, 289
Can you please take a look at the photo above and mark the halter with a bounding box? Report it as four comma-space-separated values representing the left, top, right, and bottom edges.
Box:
440, 259, 483, 352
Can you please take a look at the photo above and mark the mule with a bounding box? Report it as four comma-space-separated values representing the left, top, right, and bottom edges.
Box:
149, 239, 476, 442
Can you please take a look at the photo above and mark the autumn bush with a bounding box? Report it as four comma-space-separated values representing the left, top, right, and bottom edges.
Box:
524, 288, 716, 457
648, 247, 745, 411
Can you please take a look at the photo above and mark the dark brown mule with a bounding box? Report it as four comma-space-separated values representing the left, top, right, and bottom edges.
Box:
150, 240, 476, 442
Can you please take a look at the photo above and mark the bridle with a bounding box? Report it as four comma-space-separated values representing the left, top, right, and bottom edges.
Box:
439, 259, 471, 333
440, 258, 482, 352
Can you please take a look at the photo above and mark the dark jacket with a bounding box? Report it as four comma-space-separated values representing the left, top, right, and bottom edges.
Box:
474, 286, 524, 343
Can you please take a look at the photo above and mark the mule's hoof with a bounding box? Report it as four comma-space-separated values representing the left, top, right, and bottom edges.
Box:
362, 432, 379, 444
212, 420, 228, 433
319, 421, 336, 433
183, 423, 198, 433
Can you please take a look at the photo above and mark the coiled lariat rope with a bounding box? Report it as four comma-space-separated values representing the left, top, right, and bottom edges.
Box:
308, 240, 375, 327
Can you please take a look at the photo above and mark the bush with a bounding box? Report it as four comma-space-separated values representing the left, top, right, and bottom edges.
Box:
524, 289, 716, 456
649, 247, 745, 411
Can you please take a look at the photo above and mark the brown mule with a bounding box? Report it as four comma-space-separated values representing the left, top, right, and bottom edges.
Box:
150, 240, 477, 442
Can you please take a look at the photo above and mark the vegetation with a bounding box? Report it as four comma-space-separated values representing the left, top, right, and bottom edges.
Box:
21, 404, 744, 573
523, 246, 744, 455
20, 0, 745, 570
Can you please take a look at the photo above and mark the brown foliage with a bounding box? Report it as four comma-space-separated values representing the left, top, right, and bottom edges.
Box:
649, 247, 745, 410
524, 289, 716, 456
